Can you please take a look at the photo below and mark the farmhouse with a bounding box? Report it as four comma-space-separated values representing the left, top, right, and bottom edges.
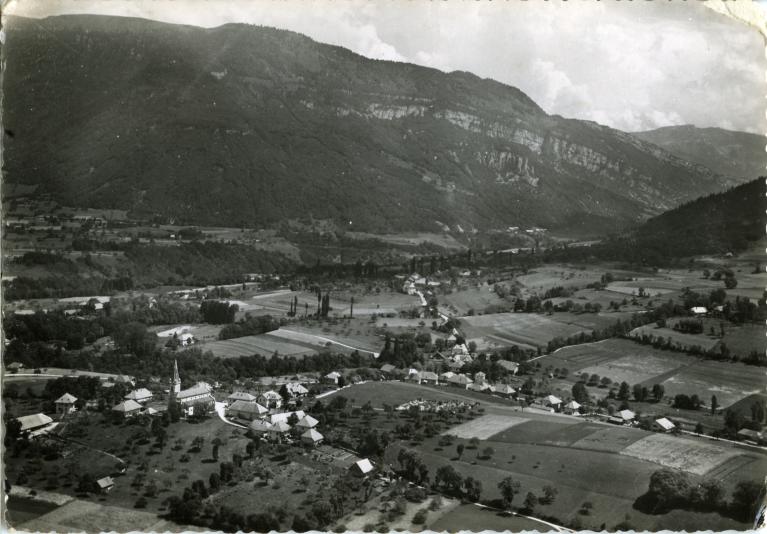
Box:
296, 415, 319, 429
54, 393, 78, 417
691, 306, 708, 316
619, 409, 636, 423
440, 371, 456, 381
737, 428, 764, 444
284, 383, 309, 397
268, 421, 291, 441
410, 371, 439, 384
496, 360, 519, 374
124, 388, 153, 404
249, 419, 273, 435
227, 391, 258, 405
114, 375, 135, 387
97, 476, 115, 493
257, 390, 282, 409
494, 384, 516, 396
270, 410, 306, 425
448, 374, 473, 388
468, 382, 494, 392
7, 362, 23, 371
545, 395, 563, 410
654, 417, 676, 432
563, 400, 581, 415
112, 400, 143, 418
227, 400, 268, 421
380, 364, 397, 375
16, 413, 54, 435
350, 458, 375, 477
301, 428, 324, 446
325, 371, 342, 384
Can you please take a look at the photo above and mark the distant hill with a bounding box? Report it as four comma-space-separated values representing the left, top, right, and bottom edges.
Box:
633, 125, 766, 181
1, 15, 745, 234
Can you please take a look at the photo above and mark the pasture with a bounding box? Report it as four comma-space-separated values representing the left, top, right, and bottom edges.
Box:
461, 312, 588, 349
198, 334, 318, 358
628, 325, 720, 351
284, 320, 383, 354
721, 324, 766, 358
576, 351, 697, 388
429, 503, 547, 532
441, 286, 505, 316
543, 338, 684, 374
659, 360, 765, 408
242, 289, 418, 318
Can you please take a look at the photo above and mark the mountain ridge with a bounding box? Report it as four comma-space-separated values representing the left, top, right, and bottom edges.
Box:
1, 14, 747, 234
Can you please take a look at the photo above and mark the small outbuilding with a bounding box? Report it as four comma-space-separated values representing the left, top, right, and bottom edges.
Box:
301, 428, 324, 446
97, 476, 115, 493
654, 417, 676, 432
349, 458, 375, 477
112, 399, 142, 418
55, 393, 78, 417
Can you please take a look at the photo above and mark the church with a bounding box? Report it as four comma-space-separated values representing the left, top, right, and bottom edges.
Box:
168, 359, 216, 416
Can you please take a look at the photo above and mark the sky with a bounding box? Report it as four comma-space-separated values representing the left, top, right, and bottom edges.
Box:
4, 0, 766, 134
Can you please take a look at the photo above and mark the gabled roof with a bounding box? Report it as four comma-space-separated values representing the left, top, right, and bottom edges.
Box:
301, 428, 324, 442
325, 371, 341, 379
380, 364, 397, 373
228, 391, 257, 402
296, 415, 319, 428
448, 374, 473, 385
440, 371, 456, 379
124, 388, 152, 401
259, 390, 281, 400
249, 419, 273, 432
269, 421, 291, 433
112, 399, 142, 412
418, 371, 439, 381
564, 400, 581, 409
286, 383, 309, 395
655, 417, 675, 430
16, 413, 53, 431
468, 383, 491, 392
114, 375, 135, 384
494, 384, 516, 395
270, 410, 305, 424
55, 393, 78, 404
228, 400, 268, 415
497, 360, 520, 371
177, 382, 212, 399
352, 458, 374, 474
546, 395, 563, 405
619, 409, 636, 420
97, 476, 115, 489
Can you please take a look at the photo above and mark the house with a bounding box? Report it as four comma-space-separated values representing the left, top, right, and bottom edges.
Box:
267, 421, 291, 441
440, 371, 456, 381
452, 344, 469, 357
7, 362, 23, 371
413, 371, 439, 385
325, 371, 342, 384
737, 428, 764, 444
284, 383, 309, 397
447, 361, 465, 372
257, 390, 282, 409
349, 458, 375, 477
690, 307, 708, 316
175, 382, 216, 416
249, 419, 273, 436
295, 415, 319, 429
447, 374, 473, 388
654, 417, 676, 432
16, 413, 54, 434
619, 409, 636, 423
227, 391, 258, 405
380, 364, 397, 376
474, 371, 487, 385
496, 360, 519, 375
112, 399, 143, 418
96, 476, 115, 493
301, 428, 324, 447
114, 375, 135, 387
494, 384, 516, 397
124, 388, 153, 404
270, 410, 306, 425
54, 393, 78, 417
468, 382, 493, 392
563, 400, 581, 415
545, 395, 563, 409
227, 400, 268, 421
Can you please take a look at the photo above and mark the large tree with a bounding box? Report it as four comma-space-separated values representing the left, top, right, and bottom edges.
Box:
498, 476, 521, 511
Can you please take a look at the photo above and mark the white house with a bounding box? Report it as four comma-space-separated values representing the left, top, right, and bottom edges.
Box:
257, 390, 282, 409
494, 384, 516, 396
618, 409, 636, 423
447, 374, 473, 388
301, 428, 324, 447
124, 388, 153, 404
55, 393, 78, 417
654, 417, 675, 432
325, 371, 342, 384
227, 400, 268, 421
112, 400, 143, 418
227, 391, 258, 405
349, 458, 374, 477
563, 400, 581, 415
691, 307, 708, 316
545, 395, 563, 409
296, 415, 319, 429
270, 410, 306, 425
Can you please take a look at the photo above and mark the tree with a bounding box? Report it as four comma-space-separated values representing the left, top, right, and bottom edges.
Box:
651, 384, 665, 402
468, 437, 480, 449
711, 395, 719, 415
435, 465, 462, 495
481, 446, 494, 460
694, 479, 724, 510
541, 485, 558, 505
731, 480, 764, 521
498, 476, 521, 511
618, 382, 631, 401
648, 469, 692, 511
209, 472, 221, 493
523, 492, 537, 513
633, 384, 646, 402
463, 477, 482, 502
456, 443, 464, 459
572, 382, 589, 404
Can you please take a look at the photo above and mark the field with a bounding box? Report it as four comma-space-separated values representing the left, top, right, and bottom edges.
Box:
461, 312, 589, 349
548, 311, 638, 331
629, 325, 720, 351
239, 289, 420, 318
444, 414, 528, 440
284, 320, 384, 355
429, 503, 547, 532
721, 324, 766, 357
149, 324, 223, 343
198, 334, 318, 358
543, 338, 764, 408
620, 434, 742, 476
441, 285, 505, 316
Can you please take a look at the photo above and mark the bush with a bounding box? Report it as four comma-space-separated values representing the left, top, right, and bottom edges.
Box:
135, 497, 148, 509
412, 509, 428, 525
405, 486, 427, 503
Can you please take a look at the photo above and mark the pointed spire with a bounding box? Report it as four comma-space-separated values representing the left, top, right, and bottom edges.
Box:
171, 359, 181, 395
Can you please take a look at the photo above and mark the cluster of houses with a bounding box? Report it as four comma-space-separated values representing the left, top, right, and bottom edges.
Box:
396, 273, 441, 295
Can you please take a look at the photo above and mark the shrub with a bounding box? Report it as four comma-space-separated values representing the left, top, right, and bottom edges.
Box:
412, 509, 428, 525
135, 497, 148, 509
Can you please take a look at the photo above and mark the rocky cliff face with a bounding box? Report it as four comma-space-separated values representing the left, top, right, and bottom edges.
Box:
1, 15, 744, 234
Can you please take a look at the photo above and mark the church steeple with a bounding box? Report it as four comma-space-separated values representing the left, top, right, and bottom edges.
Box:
171, 359, 181, 395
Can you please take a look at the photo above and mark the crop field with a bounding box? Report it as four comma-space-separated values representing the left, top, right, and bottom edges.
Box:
577, 351, 696, 387
659, 360, 765, 408
346, 231, 466, 250
285, 322, 383, 354
150, 324, 223, 343
548, 311, 637, 331
441, 285, 505, 316
569, 426, 648, 453
267, 327, 380, 356
516, 266, 605, 292
444, 414, 528, 439
629, 325, 720, 351
606, 284, 675, 297
461, 312, 588, 348
721, 324, 766, 357
243, 289, 418, 318
543, 338, 687, 373
198, 334, 318, 358
620, 434, 741, 476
